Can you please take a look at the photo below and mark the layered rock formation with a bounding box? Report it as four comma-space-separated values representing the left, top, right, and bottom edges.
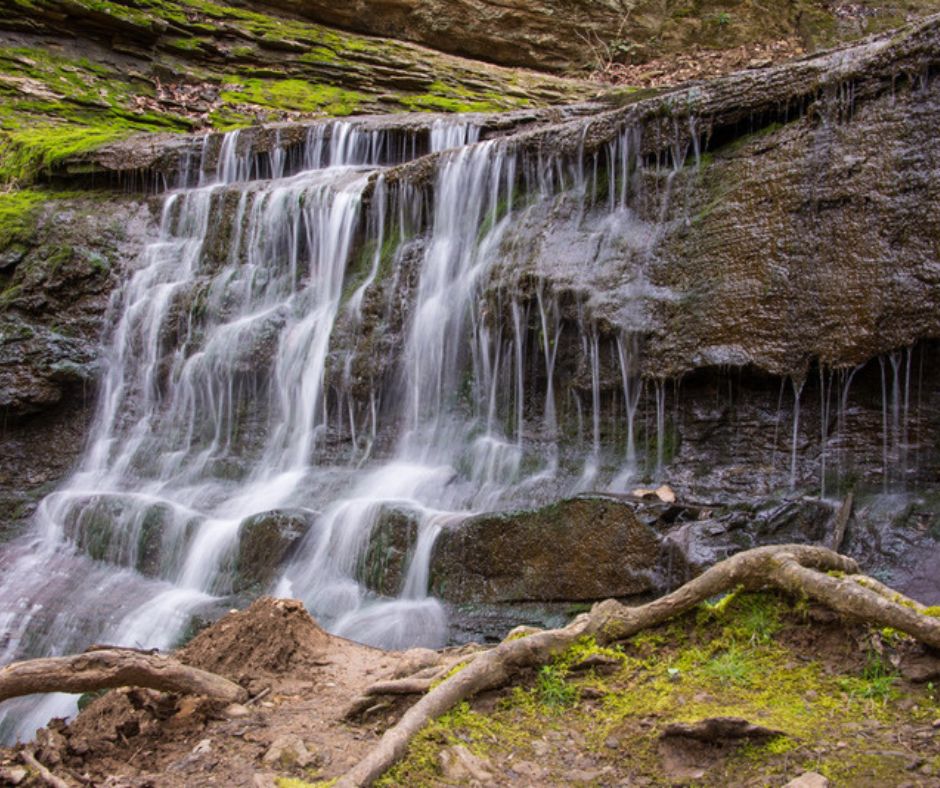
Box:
253, 0, 939, 72
1, 9, 939, 651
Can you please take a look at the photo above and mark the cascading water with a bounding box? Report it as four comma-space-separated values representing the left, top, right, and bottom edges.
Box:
8, 107, 910, 742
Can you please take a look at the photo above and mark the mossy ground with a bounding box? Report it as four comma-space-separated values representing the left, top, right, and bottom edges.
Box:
0, 0, 593, 184
380, 591, 940, 786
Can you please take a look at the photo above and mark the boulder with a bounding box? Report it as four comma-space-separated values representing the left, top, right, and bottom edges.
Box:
232, 510, 315, 593
429, 495, 660, 604
60, 493, 182, 577
357, 505, 420, 597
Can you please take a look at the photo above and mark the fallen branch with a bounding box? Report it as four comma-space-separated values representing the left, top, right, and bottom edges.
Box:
0, 648, 247, 705
336, 544, 940, 786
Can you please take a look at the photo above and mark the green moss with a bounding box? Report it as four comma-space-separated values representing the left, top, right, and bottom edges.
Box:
220, 76, 365, 116
0, 124, 133, 184
0, 189, 47, 249
386, 591, 937, 785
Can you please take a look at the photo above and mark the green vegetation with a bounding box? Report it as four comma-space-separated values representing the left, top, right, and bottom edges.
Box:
0, 0, 591, 185
0, 189, 47, 249
219, 76, 366, 117
383, 591, 940, 785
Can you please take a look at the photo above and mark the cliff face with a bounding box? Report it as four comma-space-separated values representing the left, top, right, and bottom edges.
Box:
251, 0, 939, 72
0, 191, 154, 538
3, 17, 939, 532
1, 0, 939, 647
0, 0, 596, 188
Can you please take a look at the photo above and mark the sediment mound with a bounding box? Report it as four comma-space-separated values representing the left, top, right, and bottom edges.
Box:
178, 597, 331, 684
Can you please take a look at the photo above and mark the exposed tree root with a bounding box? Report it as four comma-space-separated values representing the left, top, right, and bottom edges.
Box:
336, 544, 940, 787
343, 651, 485, 720
0, 647, 248, 705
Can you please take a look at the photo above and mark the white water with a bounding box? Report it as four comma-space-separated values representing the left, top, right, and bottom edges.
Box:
0, 116, 690, 741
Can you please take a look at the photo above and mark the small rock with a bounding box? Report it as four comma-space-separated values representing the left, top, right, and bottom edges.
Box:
565, 766, 613, 783
899, 652, 940, 682
605, 736, 621, 750
439, 745, 493, 783
933, 718, 940, 728
784, 772, 829, 788
510, 759, 543, 778
262, 734, 314, 768
223, 703, 251, 718
0, 766, 27, 785
192, 739, 212, 756
632, 484, 676, 503
253, 774, 277, 788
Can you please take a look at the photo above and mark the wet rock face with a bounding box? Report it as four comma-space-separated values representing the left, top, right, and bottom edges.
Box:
650, 75, 940, 380
429, 496, 661, 603
358, 506, 420, 597
232, 510, 315, 594
0, 195, 154, 540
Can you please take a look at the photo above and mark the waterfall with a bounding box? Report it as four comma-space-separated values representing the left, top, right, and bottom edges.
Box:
0, 114, 694, 741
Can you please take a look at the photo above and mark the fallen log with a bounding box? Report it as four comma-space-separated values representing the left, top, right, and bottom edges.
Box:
336, 544, 940, 787
0, 648, 247, 705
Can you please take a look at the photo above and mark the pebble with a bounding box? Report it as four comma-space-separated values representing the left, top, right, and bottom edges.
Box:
783, 772, 829, 788
0, 767, 27, 786
262, 734, 315, 768
605, 736, 620, 750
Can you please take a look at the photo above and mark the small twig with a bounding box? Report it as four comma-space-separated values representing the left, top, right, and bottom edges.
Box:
245, 686, 271, 706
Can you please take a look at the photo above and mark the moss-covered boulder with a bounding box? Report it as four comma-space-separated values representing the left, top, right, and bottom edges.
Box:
60, 493, 180, 577
357, 505, 421, 597
429, 495, 661, 604
232, 509, 314, 594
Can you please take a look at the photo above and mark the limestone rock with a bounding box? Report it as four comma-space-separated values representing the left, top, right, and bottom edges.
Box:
262, 734, 314, 768
439, 745, 493, 784
232, 510, 315, 593
358, 506, 420, 596
257, 0, 931, 72
430, 495, 660, 603
784, 773, 830, 788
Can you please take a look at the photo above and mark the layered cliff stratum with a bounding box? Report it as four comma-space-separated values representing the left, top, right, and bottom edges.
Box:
2, 0, 940, 779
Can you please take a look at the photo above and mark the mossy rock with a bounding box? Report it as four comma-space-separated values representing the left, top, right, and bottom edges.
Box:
60, 493, 177, 576
232, 509, 314, 594
357, 505, 420, 597
429, 495, 661, 604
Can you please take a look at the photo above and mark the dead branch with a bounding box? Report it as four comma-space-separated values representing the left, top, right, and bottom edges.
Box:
0, 648, 247, 705
336, 544, 940, 787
